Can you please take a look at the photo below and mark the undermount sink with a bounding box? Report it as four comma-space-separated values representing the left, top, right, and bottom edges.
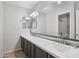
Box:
48, 42, 73, 53
54, 44, 72, 52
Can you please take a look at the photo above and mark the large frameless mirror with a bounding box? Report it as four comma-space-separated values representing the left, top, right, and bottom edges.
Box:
30, 1, 79, 41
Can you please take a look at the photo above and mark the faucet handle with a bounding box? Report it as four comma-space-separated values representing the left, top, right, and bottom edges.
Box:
72, 43, 79, 49
60, 32, 63, 36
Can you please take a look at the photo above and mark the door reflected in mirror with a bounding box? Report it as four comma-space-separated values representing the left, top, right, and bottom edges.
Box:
58, 12, 70, 39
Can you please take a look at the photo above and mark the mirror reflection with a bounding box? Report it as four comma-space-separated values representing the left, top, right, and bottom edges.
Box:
30, 1, 77, 41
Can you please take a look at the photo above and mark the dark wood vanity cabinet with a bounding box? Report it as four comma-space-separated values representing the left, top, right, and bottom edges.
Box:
27, 41, 31, 58
21, 37, 25, 51
21, 36, 55, 58
34, 46, 48, 58
24, 39, 28, 56
21, 36, 34, 58
31, 43, 35, 58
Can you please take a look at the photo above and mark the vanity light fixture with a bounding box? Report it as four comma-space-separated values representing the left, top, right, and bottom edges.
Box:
30, 12, 36, 17
30, 9, 39, 17
24, 17, 30, 20
30, 12, 39, 18
33, 12, 39, 17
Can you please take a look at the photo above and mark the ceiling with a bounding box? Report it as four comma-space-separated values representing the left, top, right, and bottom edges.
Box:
4, 1, 55, 14
5, 1, 39, 9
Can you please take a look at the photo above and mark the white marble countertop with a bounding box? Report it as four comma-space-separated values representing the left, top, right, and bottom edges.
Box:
21, 33, 79, 58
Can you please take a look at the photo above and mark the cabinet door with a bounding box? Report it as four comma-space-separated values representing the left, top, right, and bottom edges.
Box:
21, 37, 28, 57
21, 37, 25, 51
31, 43, 35, 58
35, 46, 48, 58
27, 41, 31, 58
24, 39, 28, 56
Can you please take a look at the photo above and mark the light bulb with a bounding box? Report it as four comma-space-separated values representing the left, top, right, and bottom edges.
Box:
57, 1, 61, 4
25, 17, 30, 20
30, 12, 36, 17
33, 12, 39, 17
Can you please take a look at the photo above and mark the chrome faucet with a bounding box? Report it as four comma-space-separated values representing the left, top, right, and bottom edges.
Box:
72, 43, 79, 49
59, 33, 65, 44
59, 33, 62, 38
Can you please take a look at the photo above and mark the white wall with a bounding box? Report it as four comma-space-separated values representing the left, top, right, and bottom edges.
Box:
0, 2, 3, 57
3, 3, 28, 52
43, 2, 74, 39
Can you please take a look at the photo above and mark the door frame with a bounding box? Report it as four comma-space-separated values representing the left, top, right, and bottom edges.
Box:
56, 10, 71, 38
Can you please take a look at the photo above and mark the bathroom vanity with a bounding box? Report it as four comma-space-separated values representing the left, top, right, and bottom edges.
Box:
21, 33, 79, 58
21, 34, 54, 58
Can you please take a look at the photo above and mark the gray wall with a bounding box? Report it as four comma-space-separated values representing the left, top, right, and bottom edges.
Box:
3, 3, 28, 52
75, 2, 79, 40
0, 2, 3, 57
31, 12, 47, 34
36, 12, 47, 34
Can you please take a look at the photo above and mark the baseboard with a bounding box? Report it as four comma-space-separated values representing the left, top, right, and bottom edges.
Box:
3, 48, 22, 54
